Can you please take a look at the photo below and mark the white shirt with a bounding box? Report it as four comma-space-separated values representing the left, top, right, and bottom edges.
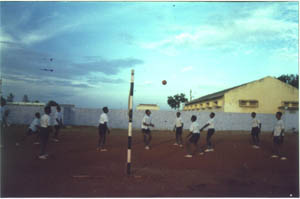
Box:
274, 119, 284, 136
29, 118, 40, 132
189, 122, 200, 134
99, 113, 109, 124
252, 118, 261, 128
141, 115, 152, 129
175, 117, 183, 128
207, 118, 215, 129
40, 114, 50, 128
54, 111, 63, 125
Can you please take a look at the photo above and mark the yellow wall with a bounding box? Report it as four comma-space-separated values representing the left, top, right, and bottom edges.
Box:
224, 77, 299, 114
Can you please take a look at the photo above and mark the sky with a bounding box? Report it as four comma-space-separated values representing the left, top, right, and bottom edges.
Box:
0, 1, 298, 110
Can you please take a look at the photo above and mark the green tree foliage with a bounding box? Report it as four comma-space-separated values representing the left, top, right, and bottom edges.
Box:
277, 74, 298, 88
47, 100, 59, 107
167, 93, 188, 110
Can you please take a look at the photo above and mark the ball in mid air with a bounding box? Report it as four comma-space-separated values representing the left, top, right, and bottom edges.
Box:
162, 80, 167, 85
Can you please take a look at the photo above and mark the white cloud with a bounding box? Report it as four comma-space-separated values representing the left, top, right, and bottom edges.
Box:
143, 80, 153, 85
181, 66, 193, 72
139, 4, 298, 54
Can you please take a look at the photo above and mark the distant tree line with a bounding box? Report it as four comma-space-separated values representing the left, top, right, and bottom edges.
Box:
277, 74, 298, 88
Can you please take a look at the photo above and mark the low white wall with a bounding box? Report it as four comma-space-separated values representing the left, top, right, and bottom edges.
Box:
5, 105, 299, 132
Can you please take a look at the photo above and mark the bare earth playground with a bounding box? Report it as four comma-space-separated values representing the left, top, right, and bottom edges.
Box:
1, 125, 298, 197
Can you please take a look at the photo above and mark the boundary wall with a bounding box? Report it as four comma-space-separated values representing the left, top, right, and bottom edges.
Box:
4, 105, 299, 132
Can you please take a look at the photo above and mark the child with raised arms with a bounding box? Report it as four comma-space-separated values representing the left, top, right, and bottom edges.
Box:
185, 115, 204, 158
141, 109, 155, 150
173, 112, 183, 147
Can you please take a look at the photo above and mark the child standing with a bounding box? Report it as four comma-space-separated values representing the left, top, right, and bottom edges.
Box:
52, 106, 63, 142
39, 106, 51, 160
271, 112, 287, 160
185, 115, 203, 158
251, 112, 261, 149
16, 112, 41, 146
173, 112, 183, 147
97, 107, 110, 152
200, 112, 216, 152
141, 109, 155, 150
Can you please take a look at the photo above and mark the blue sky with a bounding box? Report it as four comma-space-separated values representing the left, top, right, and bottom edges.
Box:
0, 2, 298, 109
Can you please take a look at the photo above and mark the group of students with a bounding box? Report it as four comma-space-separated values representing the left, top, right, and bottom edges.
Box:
15, 106, 63, 160
18, 105, 287, 161
96, 107, 287, 161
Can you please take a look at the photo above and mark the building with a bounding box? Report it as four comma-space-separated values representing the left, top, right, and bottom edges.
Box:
183, 76, 299, 114
136, 104, 160, 110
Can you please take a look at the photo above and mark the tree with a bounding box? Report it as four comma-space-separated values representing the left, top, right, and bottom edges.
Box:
46, 100, 59, 107
22, 95, 29, 102
277, 74, 298, 88
167, 93, 188, 110
6, 93, 14, 102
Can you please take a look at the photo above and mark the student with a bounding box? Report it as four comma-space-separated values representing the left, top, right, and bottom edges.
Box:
185, 115, 203, 158
250, 112, 261, 149
52, 106, 63, 142
271, 112, 287, 160
173, 112, 183, 147
39, 106, 52, 160
97, 107, 110, 152
141, 109, 155, 150
16, 112, 41, 146
199, 112, 216, 152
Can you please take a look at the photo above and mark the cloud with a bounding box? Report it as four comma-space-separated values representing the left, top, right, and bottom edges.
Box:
181, 66, 193, 72
139, 3, 298, 55
1, 45, 144, 79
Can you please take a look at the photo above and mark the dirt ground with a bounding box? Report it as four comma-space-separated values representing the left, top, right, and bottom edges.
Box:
1, 125, 299, 197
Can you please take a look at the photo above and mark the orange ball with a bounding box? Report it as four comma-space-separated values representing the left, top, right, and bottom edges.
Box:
162, 80, 167, 85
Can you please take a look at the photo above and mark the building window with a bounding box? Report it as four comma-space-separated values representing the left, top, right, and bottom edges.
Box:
239, 100, 258, 108
239, 100, 247, 107
249, 100, 258, 107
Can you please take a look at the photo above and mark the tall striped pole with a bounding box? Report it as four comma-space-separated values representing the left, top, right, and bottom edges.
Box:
127, 69, 134, 175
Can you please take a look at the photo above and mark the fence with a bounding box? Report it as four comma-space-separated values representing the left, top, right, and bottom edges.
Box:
4, 105, 299, 132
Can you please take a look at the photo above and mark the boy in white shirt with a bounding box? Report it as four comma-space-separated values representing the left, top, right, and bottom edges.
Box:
250, 112, 261, 149
52, 106, 63, 142
39, 106, 51, 160
16, 112, 41, 146
141, 109, 155, 150
271, 112, 286, 160
200, 112, 216, 152
97, 107, 110, 152
173, 112, 184, 147
185, 115, 203, 158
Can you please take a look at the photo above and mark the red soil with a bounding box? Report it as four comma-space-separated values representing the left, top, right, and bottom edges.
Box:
1, 125, 299, 197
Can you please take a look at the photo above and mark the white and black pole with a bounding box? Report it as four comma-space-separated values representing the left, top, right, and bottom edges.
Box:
127, 69, 134, 175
